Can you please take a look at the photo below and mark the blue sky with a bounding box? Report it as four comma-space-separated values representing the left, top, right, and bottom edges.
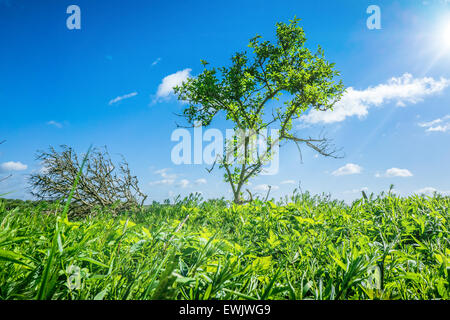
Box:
1, 0, 449, 202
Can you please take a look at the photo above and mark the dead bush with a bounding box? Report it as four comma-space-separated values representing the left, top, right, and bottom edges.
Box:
29, 145, 147, 216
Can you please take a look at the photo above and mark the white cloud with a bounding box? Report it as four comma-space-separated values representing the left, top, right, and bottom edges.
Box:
331, 163, 362, 176
154, 168, 178, 180
303, 73, 450, 124
155, 68, 192, 101
151, 57, 161, 66
376, 168, 413, 178
149, 179, 175, 186
46, 120, 63, 128
414, 187, 450, 196
149, 168, 178, 186
194, 178, 207, 185
343, 187, 369, 194
419, 115, 450, 132
177, 179, 190, 188
423, 1, 450, 5
1, 161, 28, 172
280, 180, 296, 185
253, 184, 279, 192
108, 92, 138, 105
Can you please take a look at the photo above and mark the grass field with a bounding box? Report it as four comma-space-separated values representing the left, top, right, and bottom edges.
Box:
0, 191, 449, 300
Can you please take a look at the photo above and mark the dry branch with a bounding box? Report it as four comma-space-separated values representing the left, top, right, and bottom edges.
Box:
29, 145, 147, 216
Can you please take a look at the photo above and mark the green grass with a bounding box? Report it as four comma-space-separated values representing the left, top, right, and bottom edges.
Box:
0, 191, 449, 300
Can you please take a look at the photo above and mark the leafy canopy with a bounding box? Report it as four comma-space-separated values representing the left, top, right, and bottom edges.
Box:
174, 18, 346, 203
174, 17, 345, 138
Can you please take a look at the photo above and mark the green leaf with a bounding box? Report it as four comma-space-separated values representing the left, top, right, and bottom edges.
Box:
94, 288, 109, 300
0, 249, 30, 267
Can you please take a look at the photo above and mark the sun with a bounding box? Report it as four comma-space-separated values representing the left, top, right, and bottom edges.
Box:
440, 20, 450, 49
422, 15, 450, 73
434, 11, 450, 51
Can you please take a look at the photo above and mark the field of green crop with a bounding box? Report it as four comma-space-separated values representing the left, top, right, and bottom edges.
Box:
0, 191, 449, 300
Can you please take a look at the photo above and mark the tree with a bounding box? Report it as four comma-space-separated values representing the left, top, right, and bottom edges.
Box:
174, 18, 345, 204
29, 145, 147, 216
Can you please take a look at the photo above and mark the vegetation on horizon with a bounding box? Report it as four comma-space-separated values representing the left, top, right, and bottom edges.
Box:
0, 190, 449, 300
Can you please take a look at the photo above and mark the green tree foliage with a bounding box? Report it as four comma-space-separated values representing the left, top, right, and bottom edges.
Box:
174, 18, 345, 203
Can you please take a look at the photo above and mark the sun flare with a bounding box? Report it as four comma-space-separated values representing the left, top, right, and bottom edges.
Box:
440, 20, 450, 49
436, 14, 450, 50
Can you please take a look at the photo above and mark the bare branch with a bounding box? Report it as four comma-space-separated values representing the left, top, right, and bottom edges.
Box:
28, 145, 147, 216
263, 185, 272, 202
0, 174, 11, 183
0, 140, 10, 183
281, 132, 343, 159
